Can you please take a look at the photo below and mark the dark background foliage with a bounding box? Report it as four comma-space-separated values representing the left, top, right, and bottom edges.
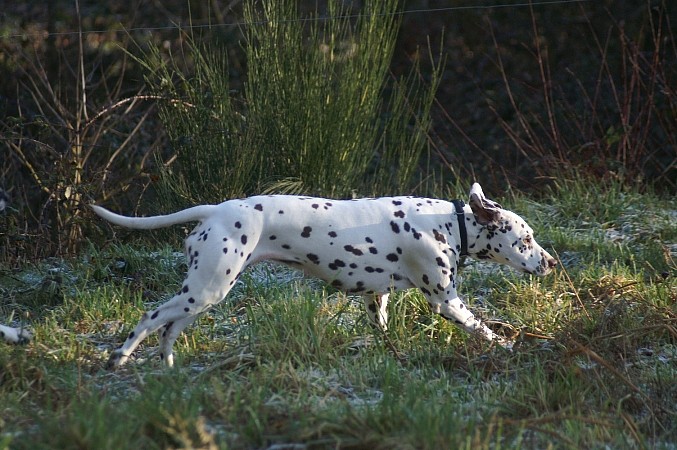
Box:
0, 0, 675, 258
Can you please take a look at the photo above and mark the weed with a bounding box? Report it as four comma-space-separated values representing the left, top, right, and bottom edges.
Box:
141, 0, 442, 213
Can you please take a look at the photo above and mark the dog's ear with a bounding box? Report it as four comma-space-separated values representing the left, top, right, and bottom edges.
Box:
468, 183, 502, 225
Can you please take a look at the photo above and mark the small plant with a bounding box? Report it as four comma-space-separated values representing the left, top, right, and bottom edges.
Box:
1, 1, 158, 257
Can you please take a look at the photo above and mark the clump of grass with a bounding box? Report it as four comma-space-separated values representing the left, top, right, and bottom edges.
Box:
244, 286, 357, 366
243, 0, 440, 197
141, 0, 442, 213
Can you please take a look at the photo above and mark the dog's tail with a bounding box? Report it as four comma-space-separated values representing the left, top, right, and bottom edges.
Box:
91, 204, 216, 230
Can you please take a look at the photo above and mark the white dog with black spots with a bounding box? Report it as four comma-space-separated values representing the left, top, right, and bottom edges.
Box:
92, 183, 557, 368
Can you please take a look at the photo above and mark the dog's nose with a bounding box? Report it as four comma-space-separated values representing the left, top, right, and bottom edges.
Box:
547, 257, 558, 268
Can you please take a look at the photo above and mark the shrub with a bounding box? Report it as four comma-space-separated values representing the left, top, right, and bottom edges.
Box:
145, 0, 442, 212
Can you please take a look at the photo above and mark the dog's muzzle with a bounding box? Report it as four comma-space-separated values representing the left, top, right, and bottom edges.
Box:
534, 254, 557, 276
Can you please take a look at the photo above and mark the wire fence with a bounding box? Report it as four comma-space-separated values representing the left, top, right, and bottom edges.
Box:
1, 0, 591, 40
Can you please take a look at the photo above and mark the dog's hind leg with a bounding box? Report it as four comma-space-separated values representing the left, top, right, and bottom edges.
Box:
107, 223, 254, 368
107, 271, 242, 368
363, 293, 389, 330
157, 316, 199, 367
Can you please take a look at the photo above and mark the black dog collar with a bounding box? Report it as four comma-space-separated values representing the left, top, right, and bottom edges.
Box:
451, 199, 468, 257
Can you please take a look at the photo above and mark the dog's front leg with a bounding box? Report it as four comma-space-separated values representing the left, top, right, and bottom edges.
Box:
432, 293, 513, 349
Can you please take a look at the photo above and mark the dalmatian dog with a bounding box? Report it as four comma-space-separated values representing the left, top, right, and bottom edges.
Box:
0, 323, 31, 344
92, 182, 556, 368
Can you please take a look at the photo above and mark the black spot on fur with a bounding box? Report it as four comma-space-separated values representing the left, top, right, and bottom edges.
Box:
235, 221, 242, 229
344, 245, 363, 256
390, 221, 400, 233
477, 249, 491, 259
270, 235, 277, 240
328, 231, 338, 238
348, 281, 365, 293
301, 226, 312, 238
241, 235, 248, 245
307, 253, 320, 264
386, 253, 399, 262
328, 259, 346, 270
394, 210, 405, 218
254, 204, 263, 211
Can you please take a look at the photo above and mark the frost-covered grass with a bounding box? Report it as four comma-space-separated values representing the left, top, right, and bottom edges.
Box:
1, 180, 675, 449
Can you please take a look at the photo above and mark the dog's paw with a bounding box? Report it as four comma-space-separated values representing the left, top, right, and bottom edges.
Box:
16, 328, 32, 344
105, 349, 128, 369
497, 337, 514, 351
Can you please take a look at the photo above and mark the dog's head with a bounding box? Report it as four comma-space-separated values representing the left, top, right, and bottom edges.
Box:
467, 183, 557, 276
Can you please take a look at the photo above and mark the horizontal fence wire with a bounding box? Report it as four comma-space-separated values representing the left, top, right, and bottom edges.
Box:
1, 0, 591, 40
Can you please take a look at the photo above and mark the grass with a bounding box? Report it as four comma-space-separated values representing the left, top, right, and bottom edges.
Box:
0, 179, 675, 449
